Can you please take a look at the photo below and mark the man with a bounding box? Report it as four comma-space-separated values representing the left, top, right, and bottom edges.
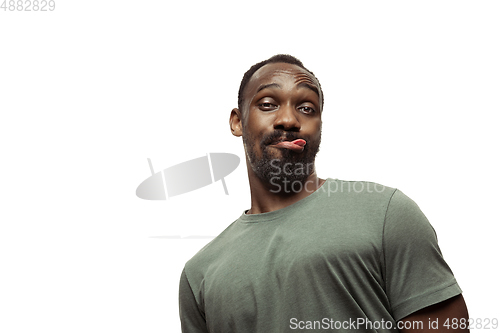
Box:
179, 54, 469, 332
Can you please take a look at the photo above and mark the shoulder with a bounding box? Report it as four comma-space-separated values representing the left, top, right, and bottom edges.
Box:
323, 178, 396, 196
383, 188, 438, 244
331, 181, 437, 240
320, 178, 397, 208
183, 218, 241, 279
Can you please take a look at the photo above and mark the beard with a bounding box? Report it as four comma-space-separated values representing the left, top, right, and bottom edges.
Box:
243, 128, 321, 192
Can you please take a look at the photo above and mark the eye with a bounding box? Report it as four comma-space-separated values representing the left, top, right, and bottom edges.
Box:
258, 102, 278, 111
298, 105, 316, 114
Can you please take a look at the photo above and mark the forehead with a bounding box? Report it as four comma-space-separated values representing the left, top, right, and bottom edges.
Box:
245, 62, 320, 98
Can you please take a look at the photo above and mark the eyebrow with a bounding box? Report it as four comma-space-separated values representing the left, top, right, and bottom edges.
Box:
256, 82, 320, 97
297, 82, 320, 97
256, 83, 281, 93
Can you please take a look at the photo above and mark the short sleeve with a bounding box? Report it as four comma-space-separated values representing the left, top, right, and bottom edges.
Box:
383, 189, 462, 321
179, 268, 208, 333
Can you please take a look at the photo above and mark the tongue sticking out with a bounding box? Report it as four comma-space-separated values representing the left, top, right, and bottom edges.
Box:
273, 139, 307, 152
291, 139, 306, 147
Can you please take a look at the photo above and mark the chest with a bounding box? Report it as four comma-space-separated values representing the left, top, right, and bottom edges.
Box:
202, 214, 385, 313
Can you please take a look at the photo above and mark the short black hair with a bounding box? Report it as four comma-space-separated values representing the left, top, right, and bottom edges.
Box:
237, 54, 324, 113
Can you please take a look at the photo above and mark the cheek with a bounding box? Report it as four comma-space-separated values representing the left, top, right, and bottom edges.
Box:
242, 123, 260, 149
303, 118, 322, 138
245, 111, 272, 138
247, 109, 267, 128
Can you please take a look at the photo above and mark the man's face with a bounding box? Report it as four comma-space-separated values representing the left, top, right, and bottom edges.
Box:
239, 62, 322, 189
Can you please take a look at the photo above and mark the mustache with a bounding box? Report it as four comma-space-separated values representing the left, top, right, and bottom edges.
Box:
261, 130, 303, 146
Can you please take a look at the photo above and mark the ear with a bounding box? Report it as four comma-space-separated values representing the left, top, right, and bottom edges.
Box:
229, 108, 243, 137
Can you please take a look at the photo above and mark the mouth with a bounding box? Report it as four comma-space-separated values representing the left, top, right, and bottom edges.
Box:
269, 138, 307, 153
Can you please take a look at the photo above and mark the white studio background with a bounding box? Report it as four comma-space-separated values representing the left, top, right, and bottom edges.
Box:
1, 1, 498, 332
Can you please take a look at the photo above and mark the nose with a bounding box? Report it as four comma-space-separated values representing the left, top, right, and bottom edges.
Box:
273, 104, 300, 131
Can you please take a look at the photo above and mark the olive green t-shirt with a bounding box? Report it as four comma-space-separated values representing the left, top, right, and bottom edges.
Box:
179, 179, 462, 332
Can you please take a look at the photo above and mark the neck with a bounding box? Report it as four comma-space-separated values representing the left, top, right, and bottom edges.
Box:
246, 163, 326, 215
